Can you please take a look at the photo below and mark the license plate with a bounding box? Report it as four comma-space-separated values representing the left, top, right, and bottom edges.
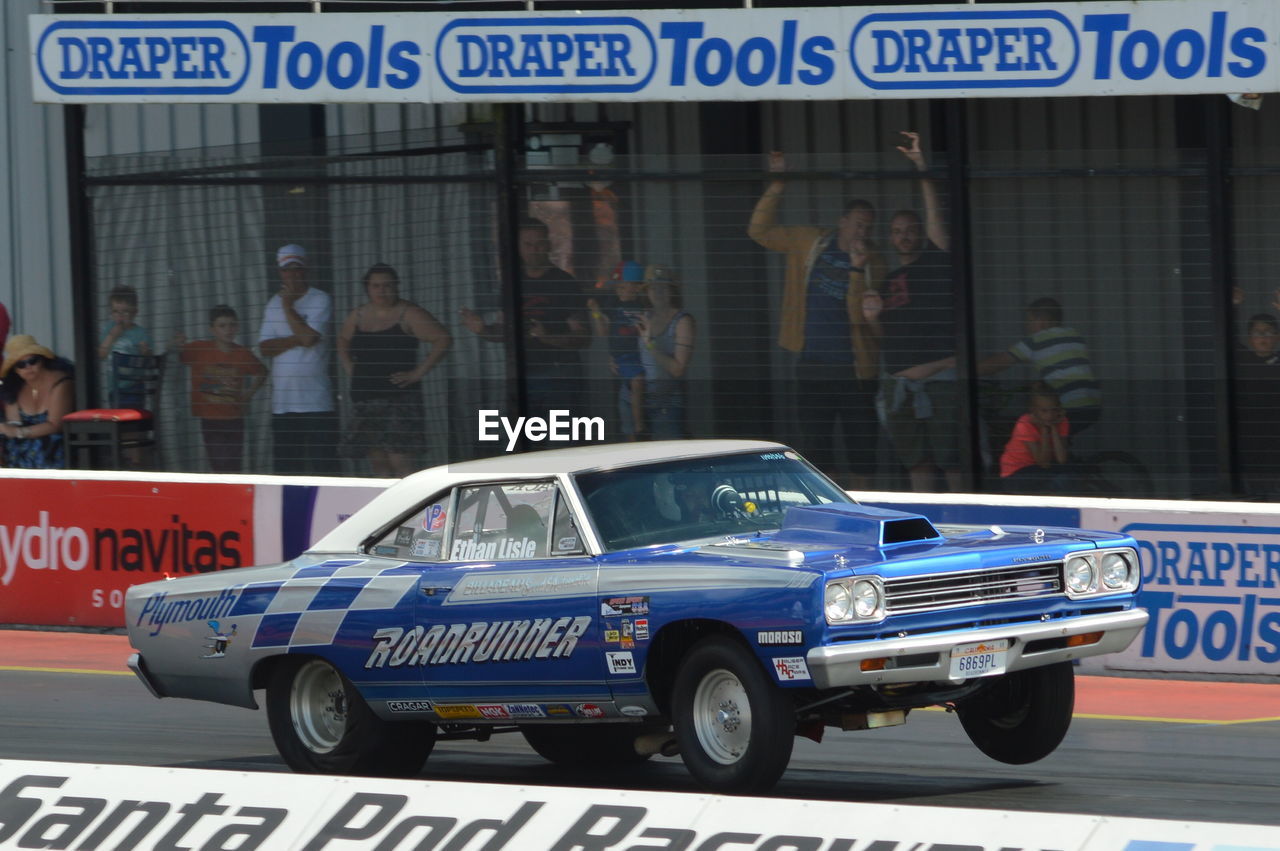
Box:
948, 639, 1009, 679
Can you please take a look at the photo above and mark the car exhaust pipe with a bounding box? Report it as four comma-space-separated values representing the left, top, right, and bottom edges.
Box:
634, 731, 679, 757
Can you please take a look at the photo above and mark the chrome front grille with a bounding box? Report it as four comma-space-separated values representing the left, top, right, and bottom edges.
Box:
884, 562, 1062, 614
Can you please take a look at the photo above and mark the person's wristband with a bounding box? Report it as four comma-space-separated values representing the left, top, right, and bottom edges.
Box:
590, 310, 605, 321
17, 427, 26, 439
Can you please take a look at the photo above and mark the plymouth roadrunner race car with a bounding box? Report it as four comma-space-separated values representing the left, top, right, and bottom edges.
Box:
125, 440, 1149, 794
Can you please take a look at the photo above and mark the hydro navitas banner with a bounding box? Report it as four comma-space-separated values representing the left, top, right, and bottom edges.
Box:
30, 0, 1278, 105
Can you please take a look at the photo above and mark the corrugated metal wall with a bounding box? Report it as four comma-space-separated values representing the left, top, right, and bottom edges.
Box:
0, 0, 71, 355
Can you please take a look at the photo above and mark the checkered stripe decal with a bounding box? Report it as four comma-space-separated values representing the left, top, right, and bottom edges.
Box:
228, 559, 420, 650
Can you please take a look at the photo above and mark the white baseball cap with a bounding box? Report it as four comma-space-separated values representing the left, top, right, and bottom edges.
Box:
276, 244, 306, 268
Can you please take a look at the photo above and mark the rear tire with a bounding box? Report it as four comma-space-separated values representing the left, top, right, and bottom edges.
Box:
956, 662, 1074, 764
266, 656, 435, 776
671, 636, 795, 794
521, 724, 655, 766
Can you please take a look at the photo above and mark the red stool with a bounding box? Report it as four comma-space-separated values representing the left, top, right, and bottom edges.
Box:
62, 407, 156, 470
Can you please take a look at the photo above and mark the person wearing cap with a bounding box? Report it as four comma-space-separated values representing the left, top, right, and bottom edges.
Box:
587, 260, 647, 439
1, 335, 75, 469
257, 244, 336, 475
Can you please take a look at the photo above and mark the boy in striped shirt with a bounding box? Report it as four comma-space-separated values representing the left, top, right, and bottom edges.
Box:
979, 297, 1102, 434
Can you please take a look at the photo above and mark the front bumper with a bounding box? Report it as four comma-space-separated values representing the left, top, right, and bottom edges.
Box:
806, 608, 1149, 688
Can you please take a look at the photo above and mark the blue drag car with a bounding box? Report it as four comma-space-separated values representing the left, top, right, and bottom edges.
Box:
125, 440, 1148, 794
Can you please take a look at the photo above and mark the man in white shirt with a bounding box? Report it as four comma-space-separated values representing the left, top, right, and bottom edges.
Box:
257, 244, 335, 474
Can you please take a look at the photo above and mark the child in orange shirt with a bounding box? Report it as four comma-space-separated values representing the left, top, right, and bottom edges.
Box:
999, 382, 1071, 493
172, 305, 267, 473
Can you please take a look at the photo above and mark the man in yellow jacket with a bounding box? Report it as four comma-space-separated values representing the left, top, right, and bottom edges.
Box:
748, 151, 883, 489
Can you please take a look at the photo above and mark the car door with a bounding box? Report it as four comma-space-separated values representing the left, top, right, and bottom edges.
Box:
410, 480, 608, 721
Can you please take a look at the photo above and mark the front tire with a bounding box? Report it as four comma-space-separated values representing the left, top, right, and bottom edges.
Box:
671, 636, 795, 794
266, 656, 435, 776
956, 661, 1074, 764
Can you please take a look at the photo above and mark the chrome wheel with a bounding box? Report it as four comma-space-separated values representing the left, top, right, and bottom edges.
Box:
673, 636, 794, 793
692, 668, 752, 765
289, 659, 348, 753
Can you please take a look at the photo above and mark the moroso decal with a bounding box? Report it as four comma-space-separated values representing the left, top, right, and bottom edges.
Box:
757, 630, 803, 645
364, 616, 591, 668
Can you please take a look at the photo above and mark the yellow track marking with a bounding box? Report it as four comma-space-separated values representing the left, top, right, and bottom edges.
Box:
0, 665, 132, 676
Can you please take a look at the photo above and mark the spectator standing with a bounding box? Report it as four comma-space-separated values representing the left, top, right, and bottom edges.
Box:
974, 297, 1102, 435
257, 244, 336, 475
338, 263, 452, 477
636, 266, 696, 440
866, 131, 957, 492
0, 335, 75, 469
97, 285, 154, 407
747, 150, 883, 488
172, 305, 268, 473
460, 219, 590, 419
999, 383, 1071, 494
587, 260, 647, 439
0, 301, 9, 352
1235, 313, 1280, 497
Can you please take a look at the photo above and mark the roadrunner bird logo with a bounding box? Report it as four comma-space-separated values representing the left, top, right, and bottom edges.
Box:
202, 620, 237, 658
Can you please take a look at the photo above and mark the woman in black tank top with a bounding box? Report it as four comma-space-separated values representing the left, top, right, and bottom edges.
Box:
337, 264, 452, 476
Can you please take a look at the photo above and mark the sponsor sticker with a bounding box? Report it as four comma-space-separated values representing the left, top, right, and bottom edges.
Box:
757, 629, 804, 646
576, 703, 605, 718
556, 535, 579, 551
621, 619, 635, 649
504, 703, 546, 718
477, 705, 511, 720
604, 629, 620, 643
427, 504, 447, 531
411, 538, 440, 558
395, 526, 415, 547
201, 620, 236, 659
634, 617, 650, 640
619, 705, 647, 717
386, 700, 433, 713
772, 656, 811, 681
601, 595, 649, 616
606, 651, 636, 675
545, 703, 574, 716
374, 545, 398, 556
433, 704, 483, 719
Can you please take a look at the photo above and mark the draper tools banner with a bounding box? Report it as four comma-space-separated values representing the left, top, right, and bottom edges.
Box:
30, 1, 1279, 104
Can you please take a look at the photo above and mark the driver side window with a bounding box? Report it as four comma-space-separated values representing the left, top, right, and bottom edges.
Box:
448, 482, 557, 561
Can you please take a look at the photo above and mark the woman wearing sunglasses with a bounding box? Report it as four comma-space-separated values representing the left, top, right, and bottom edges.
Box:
0, 335, 75, 468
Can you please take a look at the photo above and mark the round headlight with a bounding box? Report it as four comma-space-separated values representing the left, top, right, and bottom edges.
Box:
825, 582, 852, 621
851, 579, 882, 618
1065, 556, 1095, 594
1101, 552, 1132, 589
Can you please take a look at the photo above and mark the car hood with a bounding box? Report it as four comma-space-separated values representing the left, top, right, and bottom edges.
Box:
611, 503, 1129, 577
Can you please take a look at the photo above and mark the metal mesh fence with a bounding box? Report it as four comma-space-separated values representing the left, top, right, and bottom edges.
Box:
74, 125, 1280, 499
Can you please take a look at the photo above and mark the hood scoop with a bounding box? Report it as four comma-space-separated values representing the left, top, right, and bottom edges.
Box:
775, 504, 943, 549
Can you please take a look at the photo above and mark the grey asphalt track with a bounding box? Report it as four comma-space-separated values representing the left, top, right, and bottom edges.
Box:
3, 668, 1277, 826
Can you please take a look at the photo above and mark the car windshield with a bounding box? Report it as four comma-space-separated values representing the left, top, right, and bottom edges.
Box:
574, 450, 853, 551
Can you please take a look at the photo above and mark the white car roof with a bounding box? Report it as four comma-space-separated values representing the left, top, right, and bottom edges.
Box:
309, 439, 787, 553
